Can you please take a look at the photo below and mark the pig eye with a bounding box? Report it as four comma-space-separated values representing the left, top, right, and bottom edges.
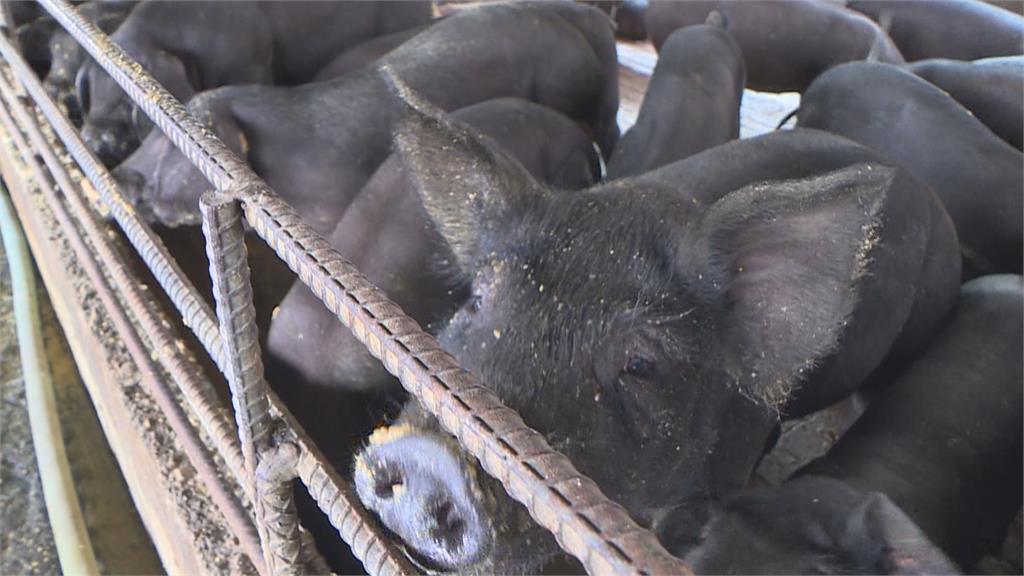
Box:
623, 355, 655, 379
131, 105, 151, 141
75, 70, 90, 113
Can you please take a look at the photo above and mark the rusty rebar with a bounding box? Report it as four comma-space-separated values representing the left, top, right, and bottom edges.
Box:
38, 0, 243, 189
257, 443, 305, 576
263, 384, 417, 576
0, 3, 17, 46
296, 450, 416, 576
244, 195, 694, 576
32, 0, 694, 573
201, 193, 304, 575
0, 96, 267, 576
0, 33, 246, 490
0, 31, 403, 573
0, 60, 335, 569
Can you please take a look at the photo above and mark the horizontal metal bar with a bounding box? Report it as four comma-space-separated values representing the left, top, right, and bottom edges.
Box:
0, 25, 377, 571
244, 196, 693, 576
37, 0, 244, 189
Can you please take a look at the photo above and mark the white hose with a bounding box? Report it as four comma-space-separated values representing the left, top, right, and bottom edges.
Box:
1, 184, 99, 576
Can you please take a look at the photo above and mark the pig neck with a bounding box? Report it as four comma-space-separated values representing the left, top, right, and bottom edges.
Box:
661, 395, 779, 556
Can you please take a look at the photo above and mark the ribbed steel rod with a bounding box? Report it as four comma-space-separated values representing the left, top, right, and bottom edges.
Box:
201, 192, 304, 575
37, 0, 243, 188
0, 4, 16, 53
33, 0, 694, 573
243, 196, 693, 576
0, 96, 267, 576
0, 34, 407, 572
0, 33, 247, 488
266, 388, 418, 576
0, 68, 249, 498
0, 32, 224, 367
0, 59, 339, 573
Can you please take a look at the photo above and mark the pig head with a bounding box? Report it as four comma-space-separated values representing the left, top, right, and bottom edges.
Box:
350, 75, 942, 572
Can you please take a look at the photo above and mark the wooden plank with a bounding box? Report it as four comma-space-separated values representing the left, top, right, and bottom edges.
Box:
0, 117, 248, 576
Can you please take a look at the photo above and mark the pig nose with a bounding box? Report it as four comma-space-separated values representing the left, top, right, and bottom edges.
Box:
82, 123, 133, 167
59, 91, 82, 124
354, 428, 489, 570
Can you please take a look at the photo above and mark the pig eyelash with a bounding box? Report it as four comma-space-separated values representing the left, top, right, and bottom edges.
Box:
609, 376, 648, 443
75, 73, 90, 113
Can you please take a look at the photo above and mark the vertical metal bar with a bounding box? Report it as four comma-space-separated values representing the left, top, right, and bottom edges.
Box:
200, 192, 303, 575
256, 443, 305, 575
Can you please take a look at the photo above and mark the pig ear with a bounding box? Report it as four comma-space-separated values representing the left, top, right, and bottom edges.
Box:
845, 493, 959, 575
692, 163, 892, 408
381, 65, 547, 269
142, 49, 197, 104
16, 19, 59, 65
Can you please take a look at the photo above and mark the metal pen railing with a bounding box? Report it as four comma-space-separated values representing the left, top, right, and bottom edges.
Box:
0, 1, 694, 574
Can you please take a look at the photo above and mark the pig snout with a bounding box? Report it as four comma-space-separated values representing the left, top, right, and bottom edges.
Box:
44, 82, 82, 124
82, 121, 136, 167
59, 91, 82, 124
354, 427, 490, 570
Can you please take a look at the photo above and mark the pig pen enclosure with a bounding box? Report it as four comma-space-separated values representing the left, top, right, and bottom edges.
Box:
0, 1, 1018, 575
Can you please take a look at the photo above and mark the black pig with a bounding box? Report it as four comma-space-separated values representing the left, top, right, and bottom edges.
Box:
849, 0, 1024, 61
606, 14, 744, 179
908, 56, 1024, 151
797, 61, 1023, 277
645, 0, 904, 92
78, 1, 432, 165
684, 476, 958, 574
586, 0, 649, 40
351, 75, 960, 572
313, 25, 428, 82
43, 1, 136, 125
113, 2, 619, 234
684, 276, 1022, 573
801, 274, 1023, 568
266, 96, 599, 398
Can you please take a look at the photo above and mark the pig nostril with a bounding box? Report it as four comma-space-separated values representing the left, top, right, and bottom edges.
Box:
429, 499, 466, 549
374, 467, 403, 499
